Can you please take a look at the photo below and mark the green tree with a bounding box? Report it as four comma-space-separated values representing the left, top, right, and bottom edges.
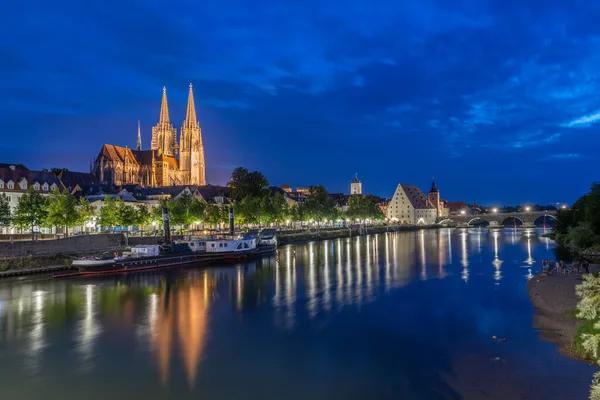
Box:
134, 204, 152, 230
206, 203, 227, 228
0, 193, 11, 229
13, 186, 48, 238
77, 197, 96, 227
115, 199, 137, 228
97, 196, 119, 230
44, 189, 80, 236
234, 196, 261, 225
228, 167, 269, 202
553, 182, 600, 249
304, 185, 336, 225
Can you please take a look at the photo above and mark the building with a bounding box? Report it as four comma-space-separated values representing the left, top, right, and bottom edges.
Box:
280, 184, 292, 193
427, 179, 449, 218
295, 187, 309, 195
387, 184, 437, 225
0, 164, 61, 233
93, 84, 206, 188
350, 174, 362, 195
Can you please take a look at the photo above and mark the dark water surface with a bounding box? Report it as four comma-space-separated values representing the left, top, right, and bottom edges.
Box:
0, 229, 595, 399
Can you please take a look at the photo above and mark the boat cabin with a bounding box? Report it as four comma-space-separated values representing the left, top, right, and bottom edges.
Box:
175, 239, 207, 252
205, 238, 256, 253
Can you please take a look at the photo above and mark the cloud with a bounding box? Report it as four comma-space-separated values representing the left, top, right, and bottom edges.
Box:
563, 111, 600, 127
541, 153, 583, 161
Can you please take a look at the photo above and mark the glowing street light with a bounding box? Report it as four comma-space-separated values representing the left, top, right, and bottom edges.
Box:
525, 206, 531, 212
460, 210, 466, 215
561, 205, 567, 209
492, 208, 498, 213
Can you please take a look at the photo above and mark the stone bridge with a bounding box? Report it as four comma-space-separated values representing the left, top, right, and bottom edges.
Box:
437, 211, 557, 228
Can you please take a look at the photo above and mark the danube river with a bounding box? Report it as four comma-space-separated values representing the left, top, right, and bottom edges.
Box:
0, 229, 595, 399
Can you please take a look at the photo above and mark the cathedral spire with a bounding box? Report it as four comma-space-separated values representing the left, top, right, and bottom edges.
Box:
184, 83, 197, 126
136, 121, 142, 151
159, 86, 170, 125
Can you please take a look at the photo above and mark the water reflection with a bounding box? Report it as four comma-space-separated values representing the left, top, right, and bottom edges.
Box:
0, 228, 569, 398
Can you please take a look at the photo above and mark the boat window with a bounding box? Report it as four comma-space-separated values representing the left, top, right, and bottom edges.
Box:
237, 243, 243, 249
244, 243, 249, 249
211, 243, 215, 248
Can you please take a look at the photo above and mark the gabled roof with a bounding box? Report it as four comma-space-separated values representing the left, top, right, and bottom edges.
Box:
0, 164, 60, 191
58, 170, 99, 194
400, 184, 434, 209
99, 144, 139, 165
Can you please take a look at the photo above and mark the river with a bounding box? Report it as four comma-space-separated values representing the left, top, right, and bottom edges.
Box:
0, 229, 595, 399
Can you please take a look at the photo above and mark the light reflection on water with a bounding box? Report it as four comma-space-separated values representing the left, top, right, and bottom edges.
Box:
0, 228, 595, 399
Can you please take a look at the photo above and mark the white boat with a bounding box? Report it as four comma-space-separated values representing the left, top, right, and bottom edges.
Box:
72, 257, 115, 267
174, 239, 207, 252
205, 237, 256, 255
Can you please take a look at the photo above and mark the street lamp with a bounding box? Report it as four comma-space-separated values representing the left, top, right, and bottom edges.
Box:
561, 205, 567, 209
460, 210, 466, 215
492, 207, 498, 213
525, 206, 531, 212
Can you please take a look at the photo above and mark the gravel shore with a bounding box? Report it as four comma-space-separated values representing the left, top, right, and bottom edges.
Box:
527, 273, 583, 358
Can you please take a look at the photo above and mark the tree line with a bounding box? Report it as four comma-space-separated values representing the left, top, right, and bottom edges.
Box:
552, 182, 600, 251
0, 167, 385, 236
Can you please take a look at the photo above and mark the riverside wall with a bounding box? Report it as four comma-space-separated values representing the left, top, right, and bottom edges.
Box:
0, 234, 126, 258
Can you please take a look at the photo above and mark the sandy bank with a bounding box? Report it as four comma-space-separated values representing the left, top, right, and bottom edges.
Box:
527, 273, 583, 358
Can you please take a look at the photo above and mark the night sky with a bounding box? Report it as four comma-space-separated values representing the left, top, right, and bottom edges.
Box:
2, 0, 599, 205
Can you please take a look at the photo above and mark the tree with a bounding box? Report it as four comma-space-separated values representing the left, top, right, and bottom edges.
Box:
77, 197, 96, 229
168, 193, 205, 228
234, 196, 261, 225
13, 186, 47, 238
304, 185, 336, 225
228, 167, 269, 201
134, 204, 152, 230
553, 182, 600, 249
44, 189, 80, 236
0, 194, 11, 229
97, 196, 119, 230
206, 203, 227, 228
115, 199, 137, 228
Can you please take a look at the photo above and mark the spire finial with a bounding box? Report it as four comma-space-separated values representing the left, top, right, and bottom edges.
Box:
159, 86, 170, 124
136, 120, 142, 151
184, 82, 197, 125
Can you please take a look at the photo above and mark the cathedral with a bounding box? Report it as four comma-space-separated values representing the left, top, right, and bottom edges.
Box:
93, 84, 206, 187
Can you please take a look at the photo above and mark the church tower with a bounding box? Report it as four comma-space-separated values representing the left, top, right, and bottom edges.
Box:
351, 174, 362, 195
136, 120, 142, 151
180, 83, 206, 185
428, 178, 441, 217
151, 87, 178, 156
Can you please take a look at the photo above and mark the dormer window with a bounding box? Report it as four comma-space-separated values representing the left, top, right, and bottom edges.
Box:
50, 183, 57, 191
0, 180, 3, 189
7, 181, 14, 190
19, 178, 27, 190
42, 183, 49, 191
33, 182, 40, 191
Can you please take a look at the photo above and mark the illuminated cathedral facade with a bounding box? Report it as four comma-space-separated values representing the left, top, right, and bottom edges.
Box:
93, 84, 206, 187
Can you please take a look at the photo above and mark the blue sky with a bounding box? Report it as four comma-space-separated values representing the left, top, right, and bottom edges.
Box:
1, 0, 599, 205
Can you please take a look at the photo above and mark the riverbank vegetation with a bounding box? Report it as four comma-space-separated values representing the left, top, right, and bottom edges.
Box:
574, 274, 600, 399
552, 183, 600, 259
0, 167, 386, 236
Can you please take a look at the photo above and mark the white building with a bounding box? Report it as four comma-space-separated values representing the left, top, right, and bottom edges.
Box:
351, 174, 362, 195
387, 184, 437, 225
0, 164, 61, 234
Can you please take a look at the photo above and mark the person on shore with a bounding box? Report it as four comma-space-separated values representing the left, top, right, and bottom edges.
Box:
582, 261, 590, 274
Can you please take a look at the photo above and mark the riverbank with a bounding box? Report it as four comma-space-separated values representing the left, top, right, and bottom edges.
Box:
277, 224, 440, 245
527, 273, 584, 359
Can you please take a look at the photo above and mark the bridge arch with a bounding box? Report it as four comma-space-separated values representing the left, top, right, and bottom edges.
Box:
468, 217, 489, 226
438, 218, 454, 225
502, 216, 524, 226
